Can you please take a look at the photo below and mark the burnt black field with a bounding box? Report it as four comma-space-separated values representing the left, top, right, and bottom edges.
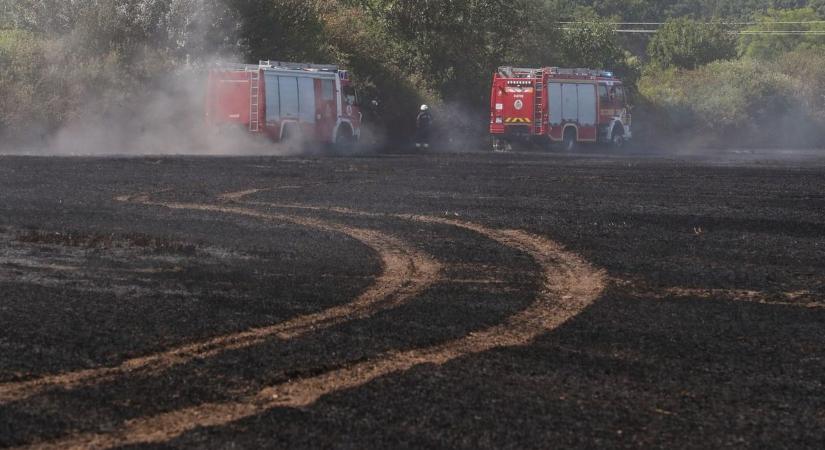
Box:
1, 150, 824, 449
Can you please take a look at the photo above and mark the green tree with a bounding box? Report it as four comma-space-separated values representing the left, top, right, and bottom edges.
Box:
811, 0, 825, 16
739, 7, 825, 59
3, 0, 242, 60
560, 20, 627, 68
648, 18, 737, 69
227, 0, 327, 62
385, 0, 531, 97
556, 20, 639, 90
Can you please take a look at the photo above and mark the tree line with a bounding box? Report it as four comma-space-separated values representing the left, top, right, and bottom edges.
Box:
2, 0, 825, 147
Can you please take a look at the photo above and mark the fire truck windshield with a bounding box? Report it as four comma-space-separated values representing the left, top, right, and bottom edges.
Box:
343, 86, 358, 106
599, 84, 626, 106
611, 86, 625, 103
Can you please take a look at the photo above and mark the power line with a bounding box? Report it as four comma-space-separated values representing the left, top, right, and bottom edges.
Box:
557, 21, 825, 35
598, 29, 825, 34
557, 21, 825, 26
738, 30, 825, 34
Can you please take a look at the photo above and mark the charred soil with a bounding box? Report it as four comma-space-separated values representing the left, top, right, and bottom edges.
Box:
0, 151, 824, 448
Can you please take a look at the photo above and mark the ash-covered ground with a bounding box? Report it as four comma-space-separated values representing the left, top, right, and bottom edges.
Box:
0, 150, 824, 449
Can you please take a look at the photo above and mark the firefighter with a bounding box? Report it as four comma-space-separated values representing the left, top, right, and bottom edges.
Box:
415, 104, 433, 149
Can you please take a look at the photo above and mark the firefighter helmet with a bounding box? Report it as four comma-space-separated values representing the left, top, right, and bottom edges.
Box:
420, 104, 429, 111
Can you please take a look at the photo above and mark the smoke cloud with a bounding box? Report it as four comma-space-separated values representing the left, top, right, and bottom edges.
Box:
0, 1, 308, 156
46, 63, 286, 156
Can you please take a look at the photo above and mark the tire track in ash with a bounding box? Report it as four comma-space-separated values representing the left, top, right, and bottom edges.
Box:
0, 193, 441, 405
23, 199, 606, 450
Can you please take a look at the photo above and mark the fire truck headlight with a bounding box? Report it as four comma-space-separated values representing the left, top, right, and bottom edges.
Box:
495, 117, 503, 124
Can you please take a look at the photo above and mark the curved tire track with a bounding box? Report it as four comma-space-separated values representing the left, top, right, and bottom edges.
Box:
22, 202, 605, 450
0, 196, 440, 405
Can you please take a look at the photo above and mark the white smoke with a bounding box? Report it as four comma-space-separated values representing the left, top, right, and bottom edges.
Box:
44, 61, 286, 156
0, 0, 308, 156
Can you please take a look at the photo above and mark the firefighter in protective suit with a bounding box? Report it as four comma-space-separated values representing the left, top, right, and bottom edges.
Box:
415, 104, 433, 149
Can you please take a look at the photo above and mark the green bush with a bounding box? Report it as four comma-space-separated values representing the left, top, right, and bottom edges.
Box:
777, 48, 825, 123
0, 0, 235, 143
0, 29, 52, 138
638, 53, 825, 147
0, 27, 180, 142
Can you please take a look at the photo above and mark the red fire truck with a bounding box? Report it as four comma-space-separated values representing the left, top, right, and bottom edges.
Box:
206, 61, 362, 150
489, 66, 631, 151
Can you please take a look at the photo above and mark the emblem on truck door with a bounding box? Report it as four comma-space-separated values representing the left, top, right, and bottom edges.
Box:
514, 99, 524, 110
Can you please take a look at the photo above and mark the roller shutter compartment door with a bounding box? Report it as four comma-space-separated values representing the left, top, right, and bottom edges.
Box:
549, 82, 562, 126
561, 84, 578, 122
298, 77, 316, 124
264, 73, 280, 123
577, 84, 596, 125
278, 76, 299, 119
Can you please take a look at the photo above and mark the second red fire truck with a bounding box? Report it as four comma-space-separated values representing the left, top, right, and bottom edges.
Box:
206, 61, 362, 150
490, 66, 632, 151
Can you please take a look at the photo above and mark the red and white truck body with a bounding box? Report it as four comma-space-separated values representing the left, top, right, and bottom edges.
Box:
490, 66, 631, 150
206, 61, 361, 146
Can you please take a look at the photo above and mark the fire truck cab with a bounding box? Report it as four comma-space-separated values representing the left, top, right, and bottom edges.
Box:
490, 66, 631, 151
206, 61, 361, 150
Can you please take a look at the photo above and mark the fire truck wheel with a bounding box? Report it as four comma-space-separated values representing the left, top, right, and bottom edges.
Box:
281, 125, 302, 153
335, 127, 355, 153
610, 125, 625, 149
492, 137, 510, 152
562, 128, 578, 152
